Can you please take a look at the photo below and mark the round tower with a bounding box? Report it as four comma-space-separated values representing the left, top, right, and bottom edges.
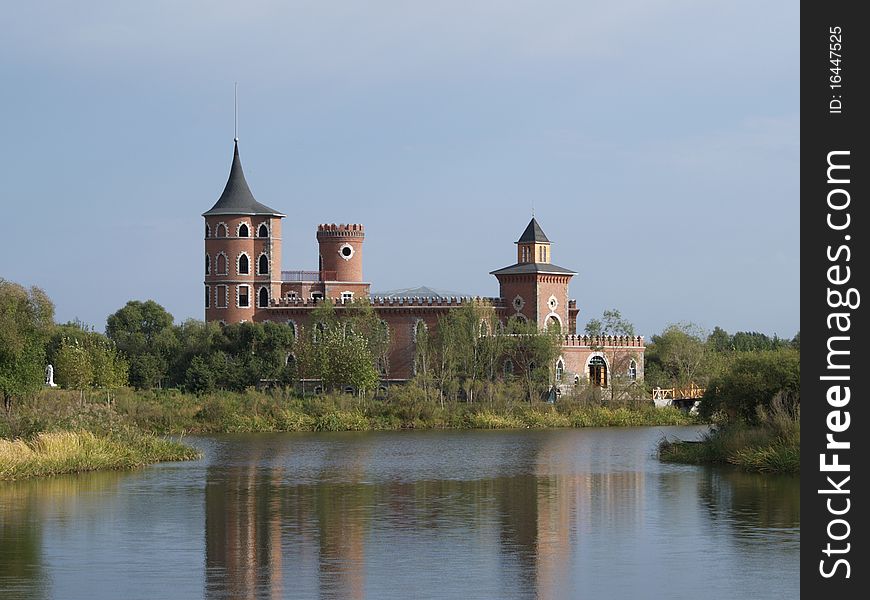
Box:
203, 141, 285, 324
316, 224, 365, 282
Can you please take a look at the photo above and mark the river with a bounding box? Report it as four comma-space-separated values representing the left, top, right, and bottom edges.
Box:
0, 426, 799, 599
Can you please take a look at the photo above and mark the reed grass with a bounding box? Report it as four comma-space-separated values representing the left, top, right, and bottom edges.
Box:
0, 430, 201, 481
658, 395, 799, 474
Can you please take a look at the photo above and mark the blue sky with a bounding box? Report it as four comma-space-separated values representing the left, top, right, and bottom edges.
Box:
0, 1, 798, 338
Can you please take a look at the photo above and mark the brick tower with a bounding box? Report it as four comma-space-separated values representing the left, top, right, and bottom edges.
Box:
491, 218, 577, 332
316, 224, 369, 301
203, 141, 285, 323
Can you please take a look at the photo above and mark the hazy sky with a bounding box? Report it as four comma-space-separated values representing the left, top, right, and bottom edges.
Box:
1, 1, 798, 338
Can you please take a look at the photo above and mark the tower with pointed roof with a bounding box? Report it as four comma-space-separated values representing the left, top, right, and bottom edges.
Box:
491, 218, 578, 333
204, 141, 285, 323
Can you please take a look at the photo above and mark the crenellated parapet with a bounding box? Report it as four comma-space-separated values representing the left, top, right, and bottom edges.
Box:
370, 295, 503, 307
562, 334, 645, 348
316, 223, 365, 238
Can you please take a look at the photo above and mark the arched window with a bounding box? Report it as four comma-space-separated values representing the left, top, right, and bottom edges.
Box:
589, 356, 607, 388
205, 254, 210, 275
238, 223, 249, 237
205, 224, 211, 238
205, 285, 210, 308
258, 223, 269, 238
628, 359, 638, 381
378, 320, 390, 343
216, 223, 227, 238
504, 360, 514, 376
312, 322, 325, 343
238, 254, 249, 275
574, 375, 581, 386
413, 320, 428, 344
258, 286, 269, 308
286, 320, 297, 338
479, 320, 490, 337
216, 253, 228, 275
555, 360, 564, 382
547, 315, 561, 333
343, 386, 355, 395
313, 385, 323, 395
258, 254, 269, 275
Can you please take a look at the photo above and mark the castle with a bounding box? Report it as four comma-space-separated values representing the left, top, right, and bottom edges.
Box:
203, 141, 644, 391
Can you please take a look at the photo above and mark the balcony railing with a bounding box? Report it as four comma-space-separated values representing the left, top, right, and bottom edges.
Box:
281, 270, 337, 282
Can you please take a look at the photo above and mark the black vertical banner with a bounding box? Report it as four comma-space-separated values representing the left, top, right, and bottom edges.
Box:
802, 2, 868, 596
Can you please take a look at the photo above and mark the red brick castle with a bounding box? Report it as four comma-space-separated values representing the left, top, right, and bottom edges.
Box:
204, 142, 644, 390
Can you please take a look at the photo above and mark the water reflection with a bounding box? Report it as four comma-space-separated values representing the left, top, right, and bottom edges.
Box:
0, 472, 126, 599
1, 428, 800, 600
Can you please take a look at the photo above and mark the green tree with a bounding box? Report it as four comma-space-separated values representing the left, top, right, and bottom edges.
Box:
583, 308, 641, 402
700, 348, 800, 423
652, 323, 709, 386
298, 300, 380, 394
106, 300, 176, 388
504, 316, 562, 403
0, 280, 54, 412
55, 337, 94, 402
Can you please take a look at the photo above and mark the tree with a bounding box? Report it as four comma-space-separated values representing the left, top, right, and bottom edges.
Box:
55, 337, 93, 402
106, 300, 176, 388
503, 316, 562, 403
299, 300, 380, 394
652, 323, 709, 386
583, 308, 641, 402
700, 348, 800, 423
89, 339, 129, 402
0, 279, 54, 411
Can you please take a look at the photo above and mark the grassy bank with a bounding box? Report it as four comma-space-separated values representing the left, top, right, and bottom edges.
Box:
0, 429, 200, 481
658, 401, 799, 474
3, 386, 696, 440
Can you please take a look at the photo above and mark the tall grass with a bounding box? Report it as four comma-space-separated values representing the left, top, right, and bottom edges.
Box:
0, 429, 201, 481
4, 386, 697, 440
659, 394, 799, 474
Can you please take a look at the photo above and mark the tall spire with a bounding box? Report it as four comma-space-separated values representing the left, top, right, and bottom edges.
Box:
202, 142, 285, 217
234, 82, 239, 143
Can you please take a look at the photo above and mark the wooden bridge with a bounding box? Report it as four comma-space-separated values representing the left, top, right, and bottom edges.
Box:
652, 383, 705, 411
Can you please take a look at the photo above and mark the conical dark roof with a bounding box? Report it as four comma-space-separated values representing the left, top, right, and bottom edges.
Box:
516, 218, 550, 243
203, 142, 285, 217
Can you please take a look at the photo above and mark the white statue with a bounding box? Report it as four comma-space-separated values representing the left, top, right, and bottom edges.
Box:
45, 364, 58, 387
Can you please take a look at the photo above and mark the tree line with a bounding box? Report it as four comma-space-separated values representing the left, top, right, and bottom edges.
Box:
2, 277, 799, 422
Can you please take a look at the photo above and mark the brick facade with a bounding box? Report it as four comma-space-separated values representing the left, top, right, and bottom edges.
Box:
203, 143, 644, 388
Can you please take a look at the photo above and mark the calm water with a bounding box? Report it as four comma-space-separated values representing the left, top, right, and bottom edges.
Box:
0, 426, 799, 599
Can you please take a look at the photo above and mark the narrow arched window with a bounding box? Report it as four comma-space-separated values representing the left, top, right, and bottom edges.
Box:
555, 360, 564, 382
205, 224, 211, 238
238, 223, 249, 237
504, 360, 514, 376
258, 287, 269, 308
547, 315, 561, 334
628, 360, 638, 381
258, 223, 269, 238
205, 254, 210, 275
258, 254, 269, 275
216, 253, 227, 275
216, 224, 227, 238
238, 254, 249, 275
